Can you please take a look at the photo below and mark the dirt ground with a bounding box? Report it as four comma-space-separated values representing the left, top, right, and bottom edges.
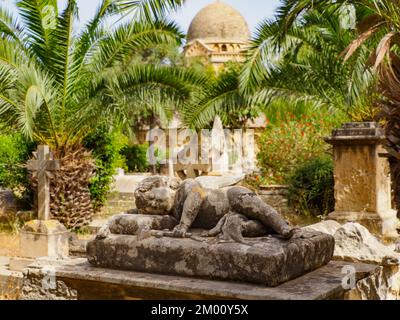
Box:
0, 232, 21, 257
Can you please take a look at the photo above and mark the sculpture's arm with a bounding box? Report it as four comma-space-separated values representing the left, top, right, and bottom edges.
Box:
172, 185, 205, 237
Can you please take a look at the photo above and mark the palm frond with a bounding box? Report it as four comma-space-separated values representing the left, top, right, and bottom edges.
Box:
0, 6, 22, 41
184, 66, 252, 129
116, 0, 186, 21
91, 19, 183, 72
17, 0, 59, 66
68, 64, 206, 136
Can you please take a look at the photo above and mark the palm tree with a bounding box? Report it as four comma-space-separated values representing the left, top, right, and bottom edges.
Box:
262, 0, 400, 216
181, 63, 260, 129
240, 3, 377, 121
0, 0, 202, 228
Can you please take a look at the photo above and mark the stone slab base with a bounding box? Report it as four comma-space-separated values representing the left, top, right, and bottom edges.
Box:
8, 257, 34, 272
19, 258, 376, 300
0, 257, 24, 299
87, 231, 335, 287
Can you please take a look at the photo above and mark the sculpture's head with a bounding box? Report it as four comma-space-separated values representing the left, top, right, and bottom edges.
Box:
134, 176, 181, 215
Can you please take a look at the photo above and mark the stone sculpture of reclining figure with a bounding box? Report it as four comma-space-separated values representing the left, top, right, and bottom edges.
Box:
90, 176, 333, 287
112, 176, 300, 241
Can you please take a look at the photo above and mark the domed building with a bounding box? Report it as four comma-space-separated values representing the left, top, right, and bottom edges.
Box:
184, 1, 250, 70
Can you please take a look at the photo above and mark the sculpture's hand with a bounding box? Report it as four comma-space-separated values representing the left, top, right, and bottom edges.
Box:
172, 224, 189, 238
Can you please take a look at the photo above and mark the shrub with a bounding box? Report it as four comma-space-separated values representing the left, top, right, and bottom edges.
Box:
287, 156, 335, 217
257, 110, 341, 185
121, 144, 149, 173
0, 133, 35, 206
83, 127, 128, 212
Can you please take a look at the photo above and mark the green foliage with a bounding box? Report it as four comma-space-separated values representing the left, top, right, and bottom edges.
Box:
121, 144, 149, 173
257, 110, 341, 184
83, 127, 128, 211
182, 63, 259, 129
287, 156, 335, 217
0, 133, 35, 201
0, 0, 194, 154
241, 3, 377, 121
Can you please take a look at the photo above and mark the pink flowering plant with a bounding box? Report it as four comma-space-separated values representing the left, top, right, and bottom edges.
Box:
256, 111, 342, 185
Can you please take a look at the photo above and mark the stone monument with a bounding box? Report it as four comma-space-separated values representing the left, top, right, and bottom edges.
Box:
9, 146, 69, 271
325, 122, 400, 239
87, 176, 335, 287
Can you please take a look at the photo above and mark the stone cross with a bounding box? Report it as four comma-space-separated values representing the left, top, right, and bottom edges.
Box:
27, 145, 60, 221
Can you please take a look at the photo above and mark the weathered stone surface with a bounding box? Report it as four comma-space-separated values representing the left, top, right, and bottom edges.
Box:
13, 258, 375, 300
106, 213, 178, 235
0, 258, 23, 299
20, 267, 77, 300
346, 265, 400, 300
8, 257, 34, 272
305, 221, 400, 265
133, 176, 296, 238
333, 223, 400, 265
22, 220, 67, 234
87, 230, 334, 287
304, 221, 400, 300
134, 176, 181, 215
325, 122, 399, 238
303, 220, 342, 235
19, 220, 69, 259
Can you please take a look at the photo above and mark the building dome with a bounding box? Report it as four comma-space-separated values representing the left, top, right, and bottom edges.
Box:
187, 1, 250, 44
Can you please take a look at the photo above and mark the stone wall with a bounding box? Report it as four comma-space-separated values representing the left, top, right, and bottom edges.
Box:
100, 192, 136, 216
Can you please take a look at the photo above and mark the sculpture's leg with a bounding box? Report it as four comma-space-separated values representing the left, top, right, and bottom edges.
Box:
172, 180, 205, 237
227, 187, 295, 238
242, 220, 270, 237
205, 214, 228, 237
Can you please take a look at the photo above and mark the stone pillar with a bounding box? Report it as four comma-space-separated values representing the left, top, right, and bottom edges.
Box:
325, 122, 399, 239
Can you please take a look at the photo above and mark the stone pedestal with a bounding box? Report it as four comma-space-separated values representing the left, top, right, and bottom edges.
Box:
325, 122, 399, 238
9, 220, 69, 271
19, 220, 69, 258
87, 230, 334, 287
